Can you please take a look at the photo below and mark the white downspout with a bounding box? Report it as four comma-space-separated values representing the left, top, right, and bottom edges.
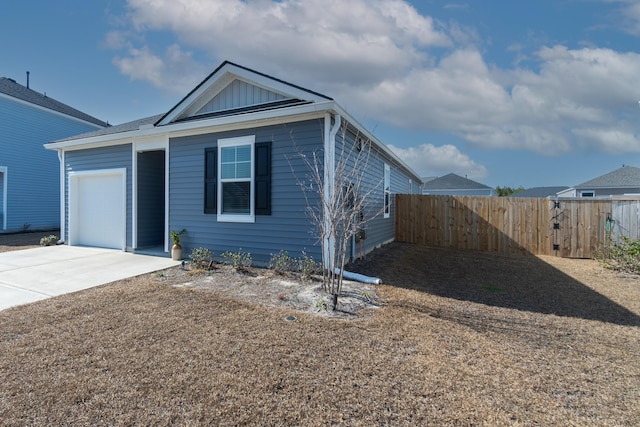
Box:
58, 150, 65, 241
323, 113, 341, 270
164, 143, 170, 253
132, 144, 137, 250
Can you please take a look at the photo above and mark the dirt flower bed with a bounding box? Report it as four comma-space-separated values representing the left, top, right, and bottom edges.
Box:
0, 238, 638, 425
158, 263, 380, 317
0, 230, 60, 252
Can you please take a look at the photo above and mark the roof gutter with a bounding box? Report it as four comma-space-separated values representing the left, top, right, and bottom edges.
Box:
45, 101, 337, 151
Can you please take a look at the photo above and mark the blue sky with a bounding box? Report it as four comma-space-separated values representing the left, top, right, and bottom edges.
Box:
2, 0, 640, 189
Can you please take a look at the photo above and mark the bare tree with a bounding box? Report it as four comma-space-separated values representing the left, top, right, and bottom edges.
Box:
295, 117, 384, 310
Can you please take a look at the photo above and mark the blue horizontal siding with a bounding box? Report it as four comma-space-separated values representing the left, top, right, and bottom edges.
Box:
335, 125, 420, 259
0, 97, 102, 230
169, 120, 324, 265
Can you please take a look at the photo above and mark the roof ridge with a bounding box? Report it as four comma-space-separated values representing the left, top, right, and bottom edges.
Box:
0, 77, 108, 127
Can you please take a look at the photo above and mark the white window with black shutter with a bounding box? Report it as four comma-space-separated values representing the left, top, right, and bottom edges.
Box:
204, 135, 271, 222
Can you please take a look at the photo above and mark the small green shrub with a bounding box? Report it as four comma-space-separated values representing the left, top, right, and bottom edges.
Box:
296, 251, 320, 280
269, 250, 293, 275
170, 229, 186, 245
313, 297, 328, 312
596, 236, 640, 275
189, 247, 214, 270
221, 249, 252, 271
39, 235, 59, 246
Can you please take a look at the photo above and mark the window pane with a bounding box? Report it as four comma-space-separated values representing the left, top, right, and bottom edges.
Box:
221, 163, 236, 179
236, 161, 251, 178
221, 147, 236, 163
221, 144, 251, 179
236, 145, 251, 162
222, 182, 250, 214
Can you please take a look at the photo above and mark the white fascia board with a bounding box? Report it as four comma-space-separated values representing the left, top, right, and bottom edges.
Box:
331, 104, 423, 183
158, 63, 330, 126
0, 92, 105, 129
45, 101, 337, 151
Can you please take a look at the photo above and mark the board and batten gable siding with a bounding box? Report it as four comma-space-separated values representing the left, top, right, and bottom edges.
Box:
333, 126, 419, 258
0, 96, 101, 230
169, 119, 324, 264
196, 80, 287, 116
64, 145, 133, 248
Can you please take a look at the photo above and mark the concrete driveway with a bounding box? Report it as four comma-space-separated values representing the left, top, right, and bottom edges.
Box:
0, 245, 179, 312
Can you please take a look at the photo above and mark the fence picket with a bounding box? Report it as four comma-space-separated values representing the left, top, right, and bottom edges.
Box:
395, 195, 636, 258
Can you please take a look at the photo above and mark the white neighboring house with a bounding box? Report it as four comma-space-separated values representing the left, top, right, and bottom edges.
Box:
557, 165, 640, 198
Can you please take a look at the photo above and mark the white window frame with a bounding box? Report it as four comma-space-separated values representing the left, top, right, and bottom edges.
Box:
384, 163, 391, 219
217, 135, 255, 223
580, 190, 595, 198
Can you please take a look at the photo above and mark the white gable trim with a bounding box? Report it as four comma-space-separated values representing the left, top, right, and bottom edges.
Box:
157, 62, 329, 126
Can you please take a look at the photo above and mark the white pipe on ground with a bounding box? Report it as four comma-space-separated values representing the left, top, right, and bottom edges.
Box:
334, 268, 382, 285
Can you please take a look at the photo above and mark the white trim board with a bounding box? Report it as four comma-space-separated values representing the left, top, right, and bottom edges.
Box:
0, 166, 7, 230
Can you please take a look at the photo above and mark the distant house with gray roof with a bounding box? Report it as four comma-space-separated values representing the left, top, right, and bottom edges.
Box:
0, 77, 107, 232
422, 173, 496, 196
557, 165, 640, 198
508, 186, 569, 198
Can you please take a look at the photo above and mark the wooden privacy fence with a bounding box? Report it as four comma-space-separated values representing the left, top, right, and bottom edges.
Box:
395, 195, 640, 258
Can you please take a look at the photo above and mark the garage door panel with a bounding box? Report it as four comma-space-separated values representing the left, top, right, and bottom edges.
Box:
70, 170, 125, 250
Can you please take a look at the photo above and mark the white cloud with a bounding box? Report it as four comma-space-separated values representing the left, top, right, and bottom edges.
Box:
122, 0, 450, 86
608, 0, 640, 35
109, 0, 640, 158
387, 143, 487, 179
113, 44, 206, 93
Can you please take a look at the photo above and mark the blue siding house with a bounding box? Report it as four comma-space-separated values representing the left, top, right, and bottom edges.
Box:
0, 77, 107, 232
45, 61, 422, 265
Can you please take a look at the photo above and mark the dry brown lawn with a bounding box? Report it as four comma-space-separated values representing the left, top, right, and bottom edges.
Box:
0, 234, 638, 426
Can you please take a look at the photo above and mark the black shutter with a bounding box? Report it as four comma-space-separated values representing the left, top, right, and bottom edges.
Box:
204, 148, 217, 214
254, 141, 271, 215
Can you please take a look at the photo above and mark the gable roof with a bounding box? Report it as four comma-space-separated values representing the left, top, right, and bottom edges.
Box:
0, 77, 108, 127
577, 165, 640, 188
423, 173, 492, 190
45, 60, 421, 183
508, 186, 569, 198
156, 61, 333, 126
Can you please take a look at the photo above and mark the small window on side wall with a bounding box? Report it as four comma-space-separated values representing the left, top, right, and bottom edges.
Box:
384, 163, 390, 218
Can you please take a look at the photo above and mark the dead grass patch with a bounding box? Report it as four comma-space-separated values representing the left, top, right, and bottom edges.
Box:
0, 242, 638, 425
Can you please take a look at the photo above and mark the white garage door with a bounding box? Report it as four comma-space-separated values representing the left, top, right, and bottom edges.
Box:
69, 169, 126, 250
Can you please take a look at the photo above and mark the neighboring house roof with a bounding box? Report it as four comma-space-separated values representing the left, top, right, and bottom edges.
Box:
508, 186, 569, 198
576, 165, 640, 188
423, 173, 492, 191
46, 60, 422, 183
0, 77, 108, 127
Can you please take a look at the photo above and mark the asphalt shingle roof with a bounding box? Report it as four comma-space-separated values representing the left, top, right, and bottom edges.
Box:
55, 114, 164, 142
0, 77, 108, 127
422, 173, 492, 190
508, 186, 569, 198
577, 165, 640, 188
